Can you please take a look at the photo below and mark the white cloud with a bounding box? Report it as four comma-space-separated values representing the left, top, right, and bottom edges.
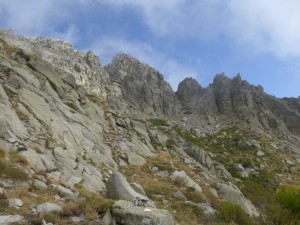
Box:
97, 0, 300, 59
2, 0, 300, 59
88, 37, 198, 91
0, 0, 81, 44
227, 0, 300, 58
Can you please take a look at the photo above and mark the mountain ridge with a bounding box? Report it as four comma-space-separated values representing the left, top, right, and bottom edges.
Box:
0, 29, 300, 225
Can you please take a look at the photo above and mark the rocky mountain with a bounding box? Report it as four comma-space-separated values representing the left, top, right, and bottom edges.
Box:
0, 29, 299, 225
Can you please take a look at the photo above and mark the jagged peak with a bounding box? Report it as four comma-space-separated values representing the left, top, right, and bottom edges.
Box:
177, 77, 202, 91
213, 72, 231, 83
176, 77, 203, 102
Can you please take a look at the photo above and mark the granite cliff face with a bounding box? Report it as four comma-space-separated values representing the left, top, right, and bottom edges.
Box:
0, 30, 300, 225
176, 73, 300, 138
104, 53, 181, 116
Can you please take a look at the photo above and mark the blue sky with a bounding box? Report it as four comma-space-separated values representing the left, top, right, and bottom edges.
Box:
0, 0, 300, 98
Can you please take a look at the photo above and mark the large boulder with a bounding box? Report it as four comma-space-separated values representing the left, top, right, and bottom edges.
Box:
170, 170, 202, 192
112, 200, 174, 225
106, 172, 148, 202
215, 182, 259, 217
37, 202, 62, 213
0, 215, 24, 225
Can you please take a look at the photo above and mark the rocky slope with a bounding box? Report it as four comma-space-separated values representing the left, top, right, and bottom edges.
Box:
0, 30, 299, 225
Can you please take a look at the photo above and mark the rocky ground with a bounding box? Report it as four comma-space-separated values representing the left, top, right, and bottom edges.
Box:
0, 29, 300, 225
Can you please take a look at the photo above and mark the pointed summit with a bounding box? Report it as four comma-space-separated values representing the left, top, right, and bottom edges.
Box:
176, 77, 202, 103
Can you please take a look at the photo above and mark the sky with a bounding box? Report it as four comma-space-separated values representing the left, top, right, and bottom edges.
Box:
0, 0, 300, 98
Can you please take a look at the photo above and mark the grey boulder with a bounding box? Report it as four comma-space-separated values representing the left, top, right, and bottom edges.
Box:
215, 182, 259, 217
106, 172, 148, 202
37, 202, 62, 213
0, 215, 24, 225
112, 200, 174, 225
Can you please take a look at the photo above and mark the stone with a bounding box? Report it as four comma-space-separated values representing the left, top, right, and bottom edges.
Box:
37, 202, 62, 213
8, 198, 23, 208
131, 121, 150, 142
184, 146, 213, 169
247, 140, 261, 149
119, 158, 127, 167
172, 191, 187, 201
29, 58, 65, 96
103, 210, 112, 225
151, 167, 159, 173
0, 215, 24, 225
285, 159, 294, 165
106, 172, 150, 202
112, 200, 175, 225
0, 187, 6, 195
256, 150, 265, 157
215, 182, 259, 217
185, 201, 216, 215
51, 184, 79, 199
130, 183, 146, 195
33, 179, 47, 190
170, 170, 202, 192
127, 152, 146, 166
70, 215, 84, 223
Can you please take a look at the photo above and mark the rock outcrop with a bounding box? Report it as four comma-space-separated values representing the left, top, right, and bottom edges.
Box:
215, 182, 259, 217
106, 172, 151, 203
112, 200, 175, 225
104, 54, 181, 116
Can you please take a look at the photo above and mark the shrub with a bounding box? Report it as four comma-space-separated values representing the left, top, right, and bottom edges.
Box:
184, 187, 204, 203
216, 201, 252, 225
78, 190, 114, 216
0, 147, 6, 158
85, 93, 106, 104
0, 160, 29, 181
149, 118, 169, 127
275, 185, 300, 219
166, 139, 175, 150
265, 202, 298, 225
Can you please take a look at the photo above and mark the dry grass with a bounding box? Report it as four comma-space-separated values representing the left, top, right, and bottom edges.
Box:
85, 93, 107, 104
0, 147, 6, 158
9, 151, 29, 166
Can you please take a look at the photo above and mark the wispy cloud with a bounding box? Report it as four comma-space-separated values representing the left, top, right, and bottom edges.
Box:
0, 0, 81, 44
96, 0, 300, 59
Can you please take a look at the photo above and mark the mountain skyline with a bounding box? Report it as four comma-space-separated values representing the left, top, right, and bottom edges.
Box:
1, 0, 300, 98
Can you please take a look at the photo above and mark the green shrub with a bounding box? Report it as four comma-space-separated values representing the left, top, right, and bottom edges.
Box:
78, 190, 114, 215
149, 119, 169, 127
184, 187, 204, 203
166, 139, 175, 150
85, 93, 106, 104
0, 160, 29, 181
275, 185, 300, 219
65, 102, 80, 113
216, 201, 252, 225
239, 171, 276, 209
265, 202, 298, 225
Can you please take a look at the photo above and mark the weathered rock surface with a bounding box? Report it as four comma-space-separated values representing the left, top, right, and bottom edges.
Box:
112, 200, 175, 225
170, 170, 202, 192
215, 182, 259, 217
8, 198, 23, 208
106, 172, 149, 202
37, 202, 62, 213
104, 54, 181, 116
0, 215, 24, 225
